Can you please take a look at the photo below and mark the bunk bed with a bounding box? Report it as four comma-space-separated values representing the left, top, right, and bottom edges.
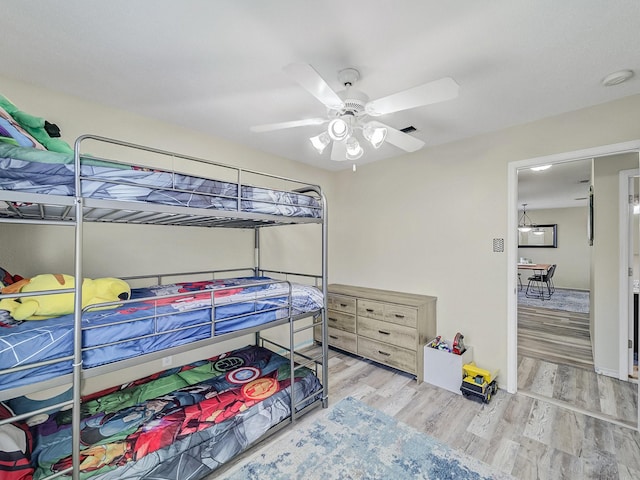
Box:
0, 134, 328, 480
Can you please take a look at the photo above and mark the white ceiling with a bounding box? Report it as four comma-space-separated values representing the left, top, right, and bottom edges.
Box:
517, 159, 592, 211
1, 0, 640, 177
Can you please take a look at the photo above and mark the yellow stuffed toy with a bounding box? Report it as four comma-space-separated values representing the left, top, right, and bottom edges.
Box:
0, 274, 131, 320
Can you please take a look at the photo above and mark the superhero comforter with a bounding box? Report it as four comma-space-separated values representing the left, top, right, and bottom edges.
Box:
0, 143, 321, 218
0, 277, 323, 393
21, 344, 322, 479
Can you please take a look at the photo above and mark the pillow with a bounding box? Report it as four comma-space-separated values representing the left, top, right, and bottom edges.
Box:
0, 403, 34, 480
0, 94, 72, 154
4, 385, 72, 427
0, 105, 46, 150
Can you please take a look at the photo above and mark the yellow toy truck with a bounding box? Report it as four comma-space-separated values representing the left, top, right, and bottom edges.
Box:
460, 362, 498, 403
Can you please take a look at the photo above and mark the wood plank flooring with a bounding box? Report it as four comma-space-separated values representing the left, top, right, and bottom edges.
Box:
324, 349, 640, 480
518, 355, 638, 428
518, 305, 593, 370
212, 348, 640, 480
517, 304, 637, 428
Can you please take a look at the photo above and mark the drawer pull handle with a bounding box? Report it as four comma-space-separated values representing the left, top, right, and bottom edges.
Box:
378, 330, 390, 335
394, 314, 405, 318
329, 317, 338, 322
378, 350, 391, 356
366, 308, 375, 312
329, 335, 338, 340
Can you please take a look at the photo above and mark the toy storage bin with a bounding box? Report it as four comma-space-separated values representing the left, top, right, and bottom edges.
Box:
423, 341, 473, 394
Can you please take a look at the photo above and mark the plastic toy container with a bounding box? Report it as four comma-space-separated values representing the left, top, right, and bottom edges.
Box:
423, 340, 473, 394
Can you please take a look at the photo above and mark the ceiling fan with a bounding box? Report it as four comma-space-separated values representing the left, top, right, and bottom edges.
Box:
251, 63, 460, 162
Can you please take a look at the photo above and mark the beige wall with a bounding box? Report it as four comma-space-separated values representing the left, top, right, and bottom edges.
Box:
518, 206, 590, 290
591, 153, 639, 374
3, 74, 640, 389
330, 94, 640, 380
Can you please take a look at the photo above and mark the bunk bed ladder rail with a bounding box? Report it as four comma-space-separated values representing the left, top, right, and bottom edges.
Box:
254, 182, 329, 416
71, 136, 84, 480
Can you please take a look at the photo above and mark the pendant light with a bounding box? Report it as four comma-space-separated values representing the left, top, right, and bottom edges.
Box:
518, 204, 535, 232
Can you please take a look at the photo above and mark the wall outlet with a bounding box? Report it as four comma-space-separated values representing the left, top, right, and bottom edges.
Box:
162, 356, 172, 367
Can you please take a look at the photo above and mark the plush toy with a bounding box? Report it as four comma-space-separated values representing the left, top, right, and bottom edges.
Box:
0, 274, 131, 320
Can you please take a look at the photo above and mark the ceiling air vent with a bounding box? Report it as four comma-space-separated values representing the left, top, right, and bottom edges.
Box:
400, 126, 416, 134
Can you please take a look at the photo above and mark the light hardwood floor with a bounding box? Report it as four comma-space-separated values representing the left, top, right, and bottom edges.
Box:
518, 355, 638, 428
323, 348, 640, 480
518, 306, 593, 370
518, 305, 638, 428
212, 347, 640, 479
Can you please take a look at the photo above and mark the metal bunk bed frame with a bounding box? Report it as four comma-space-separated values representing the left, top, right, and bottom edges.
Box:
0, 134, 329, 480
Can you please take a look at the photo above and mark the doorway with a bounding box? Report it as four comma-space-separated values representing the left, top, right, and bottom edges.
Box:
507, 140, 640, 430
516, 159, 592, 370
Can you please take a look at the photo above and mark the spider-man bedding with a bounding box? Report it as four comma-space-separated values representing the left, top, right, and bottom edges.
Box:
3, 344, 322, 480
0, 277, 324, 393
0, 143, 322, 218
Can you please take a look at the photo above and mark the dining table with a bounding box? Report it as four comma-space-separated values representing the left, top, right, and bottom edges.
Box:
517, 263, 551, 272
517, 263, 552, 297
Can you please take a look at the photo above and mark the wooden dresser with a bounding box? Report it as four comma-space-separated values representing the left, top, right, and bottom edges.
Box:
315, 284, 437, 383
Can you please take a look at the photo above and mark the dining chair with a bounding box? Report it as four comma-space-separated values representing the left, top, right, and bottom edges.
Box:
525, 264, 556, 299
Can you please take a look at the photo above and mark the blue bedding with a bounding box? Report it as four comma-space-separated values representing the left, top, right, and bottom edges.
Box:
0, 277, 323, 393
0, 143, 322, 217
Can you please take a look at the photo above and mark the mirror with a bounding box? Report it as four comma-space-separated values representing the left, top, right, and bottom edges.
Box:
518, 224, 557, 248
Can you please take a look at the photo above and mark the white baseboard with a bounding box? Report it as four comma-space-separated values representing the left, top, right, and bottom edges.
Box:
594, 366, 619, 378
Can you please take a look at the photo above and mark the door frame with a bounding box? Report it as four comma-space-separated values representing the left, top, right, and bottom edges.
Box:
620, 168, 638, 380
507, 140, 640, 416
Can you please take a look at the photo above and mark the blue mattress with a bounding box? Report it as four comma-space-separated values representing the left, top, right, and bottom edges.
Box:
0, 143, 322, 217
0, 277, 323, 393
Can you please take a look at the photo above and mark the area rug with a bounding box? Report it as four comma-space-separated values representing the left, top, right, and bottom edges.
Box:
517, 287, 589, 313
219, 397, 513, 480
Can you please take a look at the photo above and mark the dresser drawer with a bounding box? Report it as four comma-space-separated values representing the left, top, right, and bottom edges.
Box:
327, 310, 356, 333
357, 337, 416, 375
357, 299, 384, 321
327, 294, 356, 314
357, 316, 417, 350
315, 326, 357, 353
384, 304, 418, 328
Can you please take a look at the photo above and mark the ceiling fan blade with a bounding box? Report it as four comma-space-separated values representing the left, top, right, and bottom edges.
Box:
365, 77, 459, 116
283, 63, 345, 110
369, 121, 425, 152
330, 140, 347, 161
250, 117, 327, 133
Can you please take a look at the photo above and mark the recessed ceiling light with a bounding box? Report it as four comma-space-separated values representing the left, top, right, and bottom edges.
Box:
601, 69, 634, 87
531, 165, 552, 172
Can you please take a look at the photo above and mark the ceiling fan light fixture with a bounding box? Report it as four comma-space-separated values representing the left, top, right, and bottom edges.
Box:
345, 137, 363, 160
363, 123, 387, 149
309, 132, 330, 154
254, 63, 458, 165
327, 118, 351, 141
